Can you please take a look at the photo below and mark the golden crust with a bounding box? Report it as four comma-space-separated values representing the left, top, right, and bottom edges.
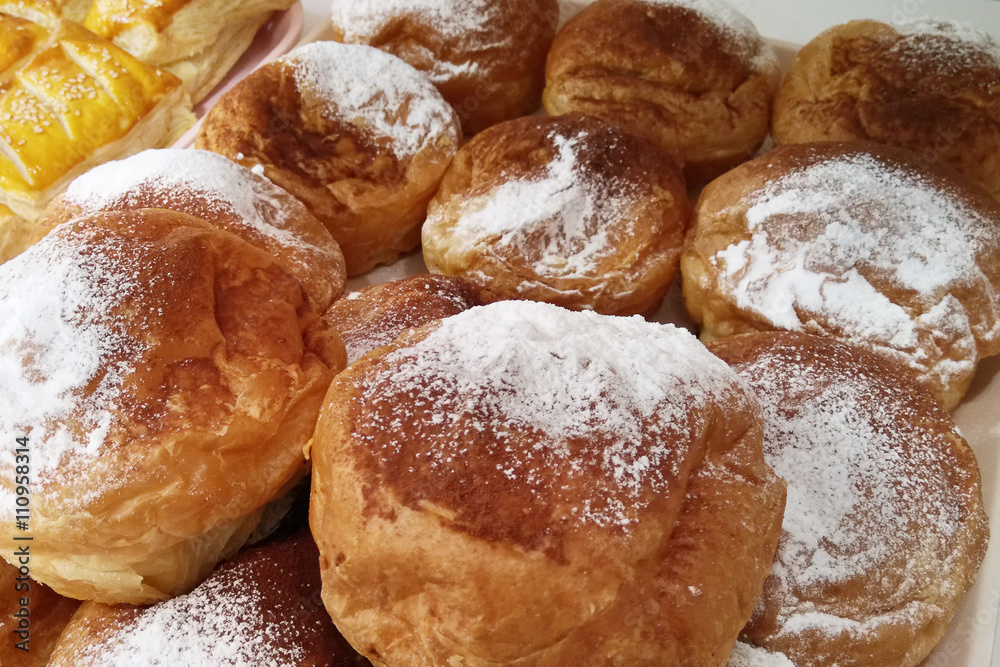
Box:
195, 42, 462, 276
0, 209, 339, 604
331, 0, 559, 135
0, 560, 81, 666
38, 148, 348, 316
422, 113, 690, 316
323, 274, 484, 365
0, 203, 35, 263
709, 331, 989, 666
310, 301, 785, 665
772, 20, 1000, 201
543, 0, 779, 185
681, 141, 1000, 409
48, 529, 369, 665
0, 15, 194, 220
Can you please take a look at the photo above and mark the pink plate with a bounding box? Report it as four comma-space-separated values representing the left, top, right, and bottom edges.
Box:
172, 2, 304, 149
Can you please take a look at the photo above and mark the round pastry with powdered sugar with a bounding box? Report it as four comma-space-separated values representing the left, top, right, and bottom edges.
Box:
543, 0, 780, 185
330, 0, 558, 135
195, 41, 462, 276
323, 274, 484, 366
38, 148, 347, 316
772, 19, 1000, 201
0, 208, 340, 604
310, 300, 786, 665
709, 331, 988, 667
48, 529, 369, 666
422, 113, 690, 316
681, 141, 1000, 410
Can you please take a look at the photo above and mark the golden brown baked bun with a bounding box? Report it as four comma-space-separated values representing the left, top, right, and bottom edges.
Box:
709, 331, 989, 667
310, 300, 786, 666
0, 204, 35, 263
39, 148, 348, 316
83, 0, 295, 102
0, 208, 341, 604
681, 141, 1000, 410
543, 0, 779, 185
324, 273, 483, 365
331, 0, 558, 135
196, 41, 462, 276
0, 561, 81, 666
48, 528, 369, 666
422, 113, 690, 316
772, 19, 1000, 201
0, 14, 194, 221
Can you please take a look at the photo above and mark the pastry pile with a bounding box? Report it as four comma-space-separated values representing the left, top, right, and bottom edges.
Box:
2, 0, 999, 665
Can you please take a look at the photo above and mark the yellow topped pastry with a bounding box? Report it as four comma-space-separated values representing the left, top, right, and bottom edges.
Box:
0, 14, 194, 220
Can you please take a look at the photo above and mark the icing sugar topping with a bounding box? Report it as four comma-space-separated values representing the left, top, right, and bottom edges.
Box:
360, 301, 749, 528
431, 129, 641, 280
74, 572, 305, 666
0, 225, 148, 481
285, 41, 459, 158
727, 642, 795, 667
894, 18, 1000, 71
639, 0, 774, 68
734, 341, 973, 643
61, 149, 311, 251
710, 152, 999, 385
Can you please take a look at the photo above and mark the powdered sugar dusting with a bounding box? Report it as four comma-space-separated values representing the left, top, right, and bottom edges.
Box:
0, 225, 148, 481
330, 0, 507, 80
732, 341, 973, 644
727, 642, 794, 667
73, 574, 304, 666
284, 41, 459, 158
61, 149, 311, 251
710, 152, 999, 388
429, 129, 640, 280
894, 18, 1000, 72
358, 301, 750, 529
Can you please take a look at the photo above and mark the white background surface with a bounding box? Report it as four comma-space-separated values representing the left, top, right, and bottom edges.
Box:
291, 1, 1000, 664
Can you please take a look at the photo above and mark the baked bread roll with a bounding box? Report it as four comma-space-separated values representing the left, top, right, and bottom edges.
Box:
330, 0, 558, 135
83, 0, 295, 102
48, 529, 369, 666
681, 142, 1000, 410
0, 208, 342, 604
324, 273, 483, 365
710, 331, 989, 666
0, 204, 34, 263
39, 148, 348, 317
543, 0, 779, 185
196, 41, 462, 276
0, 14, 194, 221
772, 19, 1000, 201
0, 561, 81, 666
422, 113, 690, 316
310, 300, 786, 665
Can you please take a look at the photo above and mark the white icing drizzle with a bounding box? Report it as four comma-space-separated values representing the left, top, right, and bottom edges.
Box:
60, 149, 312, 252
710, 153, 1000, 388
359, 301, 750, 528
431, 129, 640, 280
283, 41, 458, 158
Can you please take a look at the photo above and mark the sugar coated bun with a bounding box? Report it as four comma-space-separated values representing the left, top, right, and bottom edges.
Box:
681, 141, 1000, 410
0, 208, 341, 604
48, 529, 369, 666
310, 300, 786, 665
83, 0, 295, 102
330, 0, 558, 135
709, 331, 989, 666
324, 274, 483, 365
772, 19, 1000, 201
0, 561, 81, 666
39, 148, 348, 316
543, 0, 780, 185
196, 41, 462, 276
422, 113, 690, 316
